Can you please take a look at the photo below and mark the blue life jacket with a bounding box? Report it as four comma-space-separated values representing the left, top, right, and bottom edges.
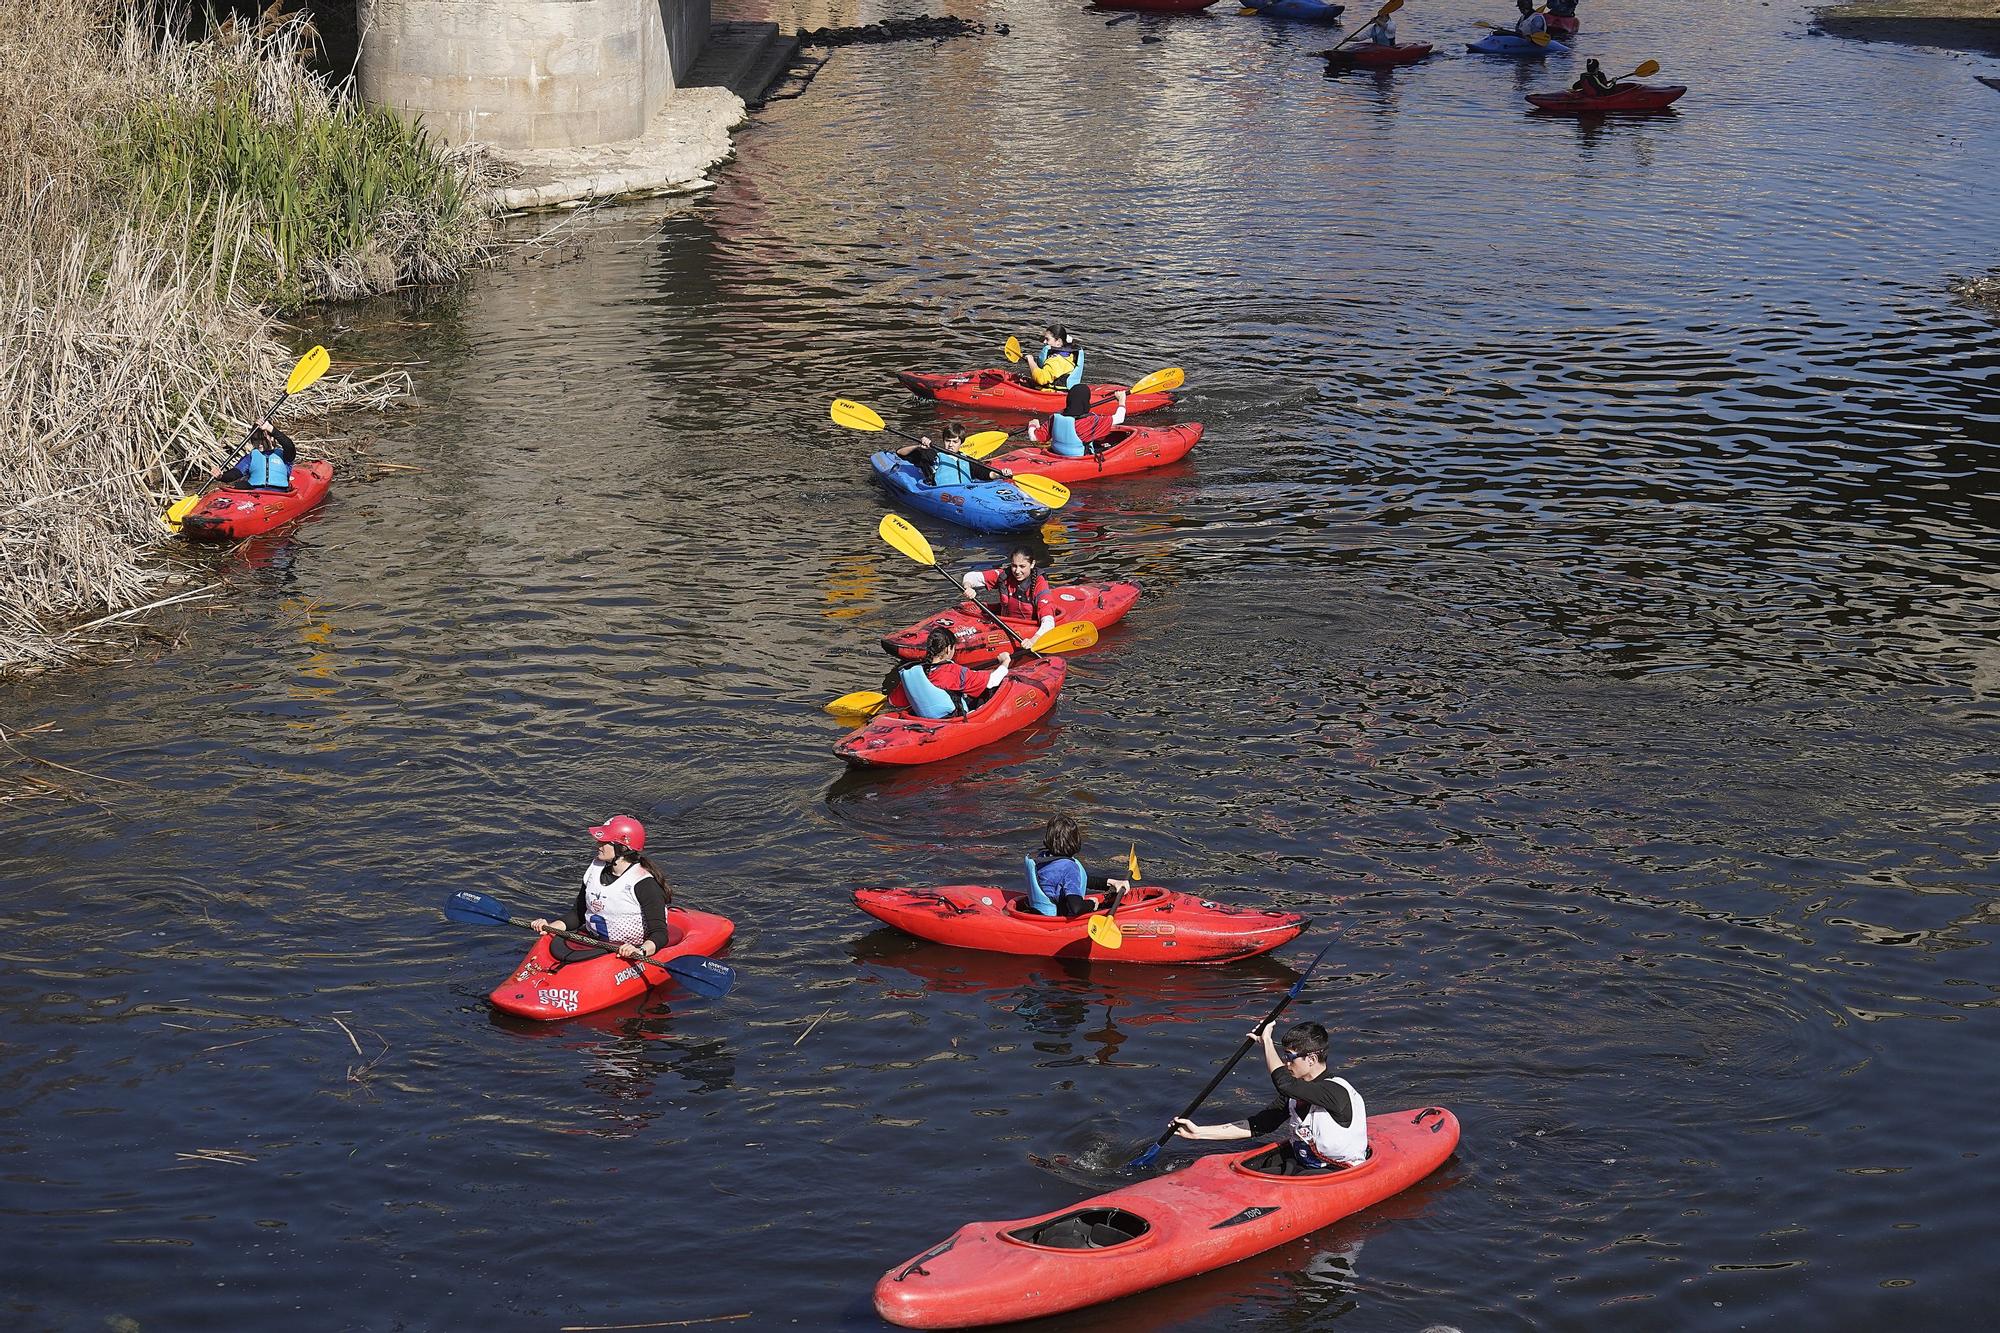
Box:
1061, 347, 1085, 390
241, 448, 291, 489
1049, 413, 1088, 458
931, 450, 973, 487
897, 663, 962, 720
1022, 855, 1087, 916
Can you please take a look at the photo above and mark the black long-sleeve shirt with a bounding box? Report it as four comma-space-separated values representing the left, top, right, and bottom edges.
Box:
1246, 1066, 1357, 1135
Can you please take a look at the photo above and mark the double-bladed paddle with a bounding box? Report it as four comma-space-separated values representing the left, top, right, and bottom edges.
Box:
1324, 0, 1404, 52
876, 513, 1102, 657
829, 399, 1070, 509
442, 889, 736, 998
955, 367, 1188, 462
1128, 943, 1336, 1169
164, 345, 331, 532
1475, 19, 1551, 45
823, 614, 1098, 720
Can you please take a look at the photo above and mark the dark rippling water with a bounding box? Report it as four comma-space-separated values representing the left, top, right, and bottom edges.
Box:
4, 1, 1997, 1328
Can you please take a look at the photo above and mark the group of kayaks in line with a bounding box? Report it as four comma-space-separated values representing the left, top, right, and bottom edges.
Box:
1105, 0, 1690, 116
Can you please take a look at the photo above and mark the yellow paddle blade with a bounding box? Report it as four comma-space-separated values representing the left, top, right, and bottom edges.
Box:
1630, 59, 1661, 78
1128, 844, 1141, 883
831, 398, 886, 432
1531, 30, 1550, 44
1003, 335, 1022, 363
826, 690, 887, 718
1011, 473, 1070, 510
1380, 0, 1405, 16
285, 345, 331, 396
878, 513, 937, 567
960, 433, 1009, 461
1128, 367, 1185, 398
1087, 913, 1123, 948
1028, 620, 1097, 654
162, 494, 200, 531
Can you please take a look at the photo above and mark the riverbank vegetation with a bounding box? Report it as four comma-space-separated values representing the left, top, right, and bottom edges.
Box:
1, 1, 489, 674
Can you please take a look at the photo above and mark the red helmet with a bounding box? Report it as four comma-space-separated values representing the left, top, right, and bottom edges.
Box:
587, 814, 646, 853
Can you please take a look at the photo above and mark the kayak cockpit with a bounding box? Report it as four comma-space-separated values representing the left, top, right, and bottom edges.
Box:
1002, 885, 1172, 921
1006, 1207, 1150, 1251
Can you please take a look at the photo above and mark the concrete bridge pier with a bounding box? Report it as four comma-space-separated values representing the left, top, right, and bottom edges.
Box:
356, 0, 712, 150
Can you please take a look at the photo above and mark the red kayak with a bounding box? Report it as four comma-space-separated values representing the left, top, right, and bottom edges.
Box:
897, 369, 1175, 418
853, 884, 1306, 964
881, 582, 1141, 666
1528, 83, 1687, 114
488, 908, 735, 1019
1324, 41, 1433, 67
1001, 422, 1202, 483
179, 461, 333, 541
875, 1106, 1461, 1327
1547, 13, 1579, 37
836, 656, 1065, 767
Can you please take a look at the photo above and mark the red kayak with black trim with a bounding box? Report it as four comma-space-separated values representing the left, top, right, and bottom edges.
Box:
179, 460, 333, 541
488, 908, 735, 1020
881, 582, 1141, 666
897, 369, 1175, 418
1527, 83, 1687, 114
853, 884, 1305, 964
1001, 422, 1202, 483
835, 656, 1066, 767
874, 1106, 1461, 1328
1324, 41, 1433, 67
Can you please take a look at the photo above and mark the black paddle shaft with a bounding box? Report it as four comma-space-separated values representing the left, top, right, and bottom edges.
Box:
1141, 944, 1334, 1156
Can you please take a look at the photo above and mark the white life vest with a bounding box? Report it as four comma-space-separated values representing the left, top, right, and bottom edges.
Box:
581, 861, 652, 945
1289, 1075, 1368, 1166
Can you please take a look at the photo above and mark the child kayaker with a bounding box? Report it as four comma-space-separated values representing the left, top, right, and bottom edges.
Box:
228, 418, 296, 490
530, 816, 674, 964
1171, 1020, 1369, 1175
960, 547, 1057, 644
884, 626, 1011, 719
893, 424, 1015, 487
1022, 814, 1132, 918
1020, 325, 1083, 390
1571, 58, 1617, 94
1363, 10, 1397, 43
1510, 0, 1546, 38
1028, 385, 1128, 459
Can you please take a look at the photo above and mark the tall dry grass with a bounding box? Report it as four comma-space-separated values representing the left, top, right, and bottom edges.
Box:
0, 1, 487, 673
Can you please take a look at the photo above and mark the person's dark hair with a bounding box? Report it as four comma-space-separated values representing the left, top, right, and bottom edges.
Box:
942, 422, 965, 446
1062, 383, 1092, 418
1281, 1021, 1329, 1056
1585, 58, 1601, 70
1005, 546, 1039, 571
1041, 813, 1083, 859
634, 853, 673, 904
924, 626, 958, 661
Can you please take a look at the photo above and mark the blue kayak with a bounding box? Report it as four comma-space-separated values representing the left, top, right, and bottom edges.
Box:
1468, 31, 1570, 56
1246, 0, 1345, 22
870, 452, 1052, 533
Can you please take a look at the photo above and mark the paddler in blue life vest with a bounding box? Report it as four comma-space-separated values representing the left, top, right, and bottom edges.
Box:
1028, 385, 1129, 459
529, 815, 674, 963
1020, 325, 1084, 390
960, 547, 1057, 644
1021, 813, 1131, 918
1362, 9, 1398, 44
229, 418, 296, 490
1171, 1020, 1369, 1175
892, 422, 1017, 487
883, 626, 1010, 719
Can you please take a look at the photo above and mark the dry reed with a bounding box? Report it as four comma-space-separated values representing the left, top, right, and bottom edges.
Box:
0, 1, 488, 674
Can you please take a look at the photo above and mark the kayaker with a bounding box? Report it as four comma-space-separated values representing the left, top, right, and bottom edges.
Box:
885, 626, 1011, 719
1571, 58, 1617, 95
1510, 0, 1546, 38
1022, 814, 1131, 918
1171, 1020, 1369, 1175
1029, 385, 1128, 459
960, 547, 1057, 644
1020, 325, 1083, 390
529, 816, 674, 964
228, 418, 296, 491
1362, 10, 1397, 43
893, 424, 1015, 488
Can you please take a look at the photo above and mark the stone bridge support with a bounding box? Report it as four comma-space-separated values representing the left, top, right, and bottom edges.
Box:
356, 0, 711, 149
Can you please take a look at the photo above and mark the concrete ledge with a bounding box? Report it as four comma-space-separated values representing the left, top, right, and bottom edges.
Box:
488, 84, 746, 212
1814, 1, 2000, 55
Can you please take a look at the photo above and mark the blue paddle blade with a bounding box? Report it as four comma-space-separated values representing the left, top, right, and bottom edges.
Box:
1127, 1143, 1163, 1171
662, 954, 735, 999
443, 891, 512, 926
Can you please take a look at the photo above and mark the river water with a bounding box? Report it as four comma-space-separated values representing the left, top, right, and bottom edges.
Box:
3, 1, 1996, 1328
